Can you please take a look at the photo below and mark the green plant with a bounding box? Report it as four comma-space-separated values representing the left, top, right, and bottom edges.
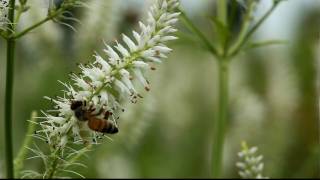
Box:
179, 0, 285, 177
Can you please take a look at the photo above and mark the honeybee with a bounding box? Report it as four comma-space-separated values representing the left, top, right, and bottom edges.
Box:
71, 100, 118, 134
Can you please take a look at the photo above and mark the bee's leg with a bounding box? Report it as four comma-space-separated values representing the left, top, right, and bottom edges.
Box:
104, 111, 112, 120
89, 107, 95, 113
91, 108, 103, 116
88, 104, 96, 113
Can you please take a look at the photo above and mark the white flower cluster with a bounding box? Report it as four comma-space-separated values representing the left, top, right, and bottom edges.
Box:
0, 0, 8, 28
236, 142, 268, 179
35, 0, 180, 148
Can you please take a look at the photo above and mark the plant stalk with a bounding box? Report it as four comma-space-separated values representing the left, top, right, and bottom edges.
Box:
179, 9, 218, 57
13, 1, 78, 39
217, 0, 227, 27
14, 111, 38, 177
5, 0, 16, 178
211, 0, 228, 178
212, 59, 229, 178
228, 2, 280, 58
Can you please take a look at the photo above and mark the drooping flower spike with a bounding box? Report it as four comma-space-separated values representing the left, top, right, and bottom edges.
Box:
35, 0, 180, 148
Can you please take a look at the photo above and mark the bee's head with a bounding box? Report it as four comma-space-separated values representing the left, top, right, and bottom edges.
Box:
70, 100, 83, 110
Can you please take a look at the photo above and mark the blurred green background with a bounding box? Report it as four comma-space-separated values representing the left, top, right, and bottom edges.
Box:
0, 0, 319, 178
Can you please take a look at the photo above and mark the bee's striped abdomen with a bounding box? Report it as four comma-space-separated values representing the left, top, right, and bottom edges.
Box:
102, 121, 119, 134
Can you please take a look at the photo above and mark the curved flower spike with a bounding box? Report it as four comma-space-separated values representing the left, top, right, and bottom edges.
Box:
37, 0, 180, 149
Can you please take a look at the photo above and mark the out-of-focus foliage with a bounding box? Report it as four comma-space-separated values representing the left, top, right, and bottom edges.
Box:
0, 0, 319, 178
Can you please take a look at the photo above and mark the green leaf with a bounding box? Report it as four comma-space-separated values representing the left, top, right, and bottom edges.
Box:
175, 31, 202, 46
245, 39, 288, 50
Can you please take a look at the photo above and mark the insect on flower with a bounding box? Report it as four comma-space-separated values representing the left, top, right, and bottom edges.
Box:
71, 100, 119, 134
38, 0, 180, 146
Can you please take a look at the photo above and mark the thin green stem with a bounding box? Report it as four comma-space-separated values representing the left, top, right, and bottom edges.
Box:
217, 0, 227, 27
228, 0, 256, 55
217, 0, 227, 55
14, 0, 29, 26
212, 59, 229, 178
14, 111, 38, 177
228, 2, 281, 58
211, 0, 228, 178
5, 0, 16, 178
43, 145, 91, 179
0, 31, 7, 39
44, 149, 61, 179
68, 145, 92, 164
14, 5, 24, 25
179, 9, 219, 57
13, 0, 79, 39
13, 13, 57, 39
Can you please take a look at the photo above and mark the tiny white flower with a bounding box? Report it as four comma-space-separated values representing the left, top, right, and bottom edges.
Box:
236, 142, 268, 179
154, 46, 172, 54
249, 146, 258, 154
122, 34, 137, 52
133, 68, 150, 91
161, 35, 178, 42
94, 55, 111, 73
132, 61, 150, 69
59, 136, 68, 148
104, 45, 120, 64
115, 42, 130, 58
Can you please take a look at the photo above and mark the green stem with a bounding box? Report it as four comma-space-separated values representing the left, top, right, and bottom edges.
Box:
211, 0, 228, 178
212, 59, 229, 178
68, 145, 92, 164
228, 2, 281, 58
5, 0, 16, 178
13, 14, 56, 39
14, 111, 38, 177
44, 145, 91, 179
14, 5, 24, 25
217, 0, 228, 57
13, 1, 77, 39
44, 149, 61, 179
179, 9, 219, 57
0, 31, 7, 39
217, 0, 227, 27
228, 0, 256, 55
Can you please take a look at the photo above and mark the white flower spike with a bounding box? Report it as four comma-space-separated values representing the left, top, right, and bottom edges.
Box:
36, 0, 181, 149
236, 142, 269, 179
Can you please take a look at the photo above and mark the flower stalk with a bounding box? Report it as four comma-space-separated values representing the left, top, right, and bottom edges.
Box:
212, 58, 229, 178
4, 0, 16, 178
211, 0, 229, 178
179, 0, 284, 178
13, 0, 84, 39
14, 111, 38, 177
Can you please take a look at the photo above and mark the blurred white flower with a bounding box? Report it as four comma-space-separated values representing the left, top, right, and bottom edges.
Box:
74, 0, 121, 57
236, 142, 268, 179
0, 0, 8, 28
